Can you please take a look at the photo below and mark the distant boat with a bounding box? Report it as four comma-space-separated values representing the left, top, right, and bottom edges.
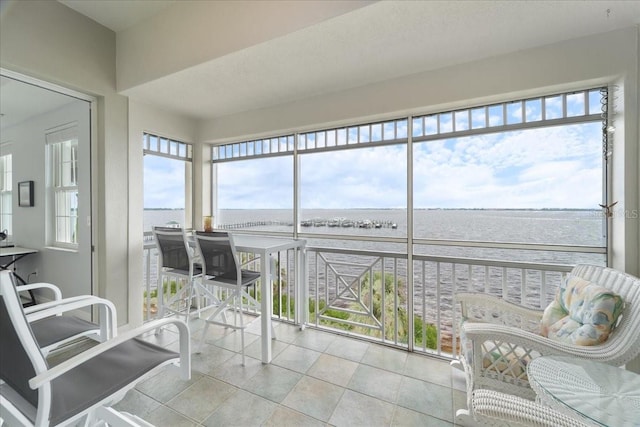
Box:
300, 220, 313, 227
165, 220, 180, 228
341, 219, 354, 227
312, 218, 327, 226
328, 218, 342, 227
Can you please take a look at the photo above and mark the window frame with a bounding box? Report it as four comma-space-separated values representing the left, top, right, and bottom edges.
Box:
47, 125, 79, 249
209, 87, 609, 256
0, 152, 12, 235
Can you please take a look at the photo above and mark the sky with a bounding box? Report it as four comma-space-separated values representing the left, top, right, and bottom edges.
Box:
144, 154, 186, 209
144, 121, 603, 211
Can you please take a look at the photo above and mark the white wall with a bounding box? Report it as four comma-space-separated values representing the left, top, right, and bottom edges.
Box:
127, 100, 198, 325
198, 26, 640, 276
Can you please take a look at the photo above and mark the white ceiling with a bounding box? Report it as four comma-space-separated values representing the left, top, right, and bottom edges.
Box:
119, 0, 640, 120
16, 1, 640, 123
58, 0, 178, 32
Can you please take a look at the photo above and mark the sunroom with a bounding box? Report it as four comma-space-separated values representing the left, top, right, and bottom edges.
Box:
1, 1, 639, 426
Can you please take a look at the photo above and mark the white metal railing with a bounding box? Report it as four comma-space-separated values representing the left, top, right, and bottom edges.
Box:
306, 247, 573, 358
143, 232, 579, 359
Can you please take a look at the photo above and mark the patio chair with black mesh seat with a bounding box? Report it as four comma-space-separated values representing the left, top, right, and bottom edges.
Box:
17, 281, 117, 357
0, 270, 191, 427
153, 226, 203, 324
194, 231, 264, 366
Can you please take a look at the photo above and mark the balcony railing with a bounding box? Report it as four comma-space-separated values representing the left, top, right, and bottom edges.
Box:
143, 232, 577, 359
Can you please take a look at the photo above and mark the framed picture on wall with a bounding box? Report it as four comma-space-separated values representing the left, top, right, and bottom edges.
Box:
18, 181, 34, 207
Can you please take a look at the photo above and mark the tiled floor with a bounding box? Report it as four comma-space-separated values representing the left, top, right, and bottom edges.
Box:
114, 315, 470, 426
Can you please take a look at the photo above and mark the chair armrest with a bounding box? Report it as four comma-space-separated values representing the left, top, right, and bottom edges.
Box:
16, 282, 62, 302
461, 321, 614, 360
24, 296, 118, 344
29, 318, 191, 390
457, 292, 544, 333
24, 295, 115, 322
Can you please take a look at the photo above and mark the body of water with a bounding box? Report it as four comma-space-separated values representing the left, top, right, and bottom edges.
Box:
145, 208, 605, 265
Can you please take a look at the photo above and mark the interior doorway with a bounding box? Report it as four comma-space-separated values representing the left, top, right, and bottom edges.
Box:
0, 71, 94, 307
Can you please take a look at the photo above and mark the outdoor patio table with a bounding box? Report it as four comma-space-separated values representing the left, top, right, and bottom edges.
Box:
232, 234, 307, 363
527, 355, 640, 427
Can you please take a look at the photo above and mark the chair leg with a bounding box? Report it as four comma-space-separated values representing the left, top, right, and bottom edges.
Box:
238, 292, 245, 366
197, 321, 210, 354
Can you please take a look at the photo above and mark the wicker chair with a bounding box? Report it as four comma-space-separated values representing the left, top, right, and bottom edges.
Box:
451, 264, 640, 400
465, 389, 589, 427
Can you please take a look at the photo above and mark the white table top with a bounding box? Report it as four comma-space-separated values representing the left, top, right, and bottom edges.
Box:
0, 246, 38, 257
232, 234, 306, 252
528, 355, 640, 426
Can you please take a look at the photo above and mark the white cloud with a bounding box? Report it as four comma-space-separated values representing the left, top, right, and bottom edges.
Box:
147, 122, 603, 211
413, 122, 602, 208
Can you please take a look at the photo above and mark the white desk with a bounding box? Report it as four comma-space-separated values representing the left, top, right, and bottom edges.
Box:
232, 234, 307, 363
528, 355, 640, 426
0, 246, 39, 305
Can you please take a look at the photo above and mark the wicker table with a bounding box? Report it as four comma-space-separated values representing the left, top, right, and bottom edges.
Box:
528, 355, 640, 427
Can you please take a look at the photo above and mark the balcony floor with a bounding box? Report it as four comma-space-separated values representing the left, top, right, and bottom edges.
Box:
114, 315, 468, 426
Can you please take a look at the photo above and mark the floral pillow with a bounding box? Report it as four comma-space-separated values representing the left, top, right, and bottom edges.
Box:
540, 276, 624, 345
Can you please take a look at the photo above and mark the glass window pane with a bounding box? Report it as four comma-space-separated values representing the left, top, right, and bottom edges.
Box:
300, 145, 407, 237
143, 155, 189, 230
425, 115, 438, 135
396, 119, 407, 139
337, 128, 347, 146
471, 108, 486, 129
454, 111, 469, 131
412, 117, 423, 137
306, 133, 316, 149
588, 89, 602, 115
383, 122, 395, 140
488, 105, 503, 126
439, 112, 453, 133
217, 156, 293, 233
413, 122, 603, 247
545, 95, 563, 119
507, 101, 523, 125
359, 125, 370, 143
326, 130, 336, 147
525, 99, 542, 122
566, 92, 585, 117
371, 123, 383, 141
348, 127, 358, 144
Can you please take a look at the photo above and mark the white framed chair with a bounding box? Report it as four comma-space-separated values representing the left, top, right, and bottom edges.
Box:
0, 270, 191, 427
452, 264, 640, 400
194, 231, 262, 366
17, 282, 117, 356
153, 227, 202, 324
